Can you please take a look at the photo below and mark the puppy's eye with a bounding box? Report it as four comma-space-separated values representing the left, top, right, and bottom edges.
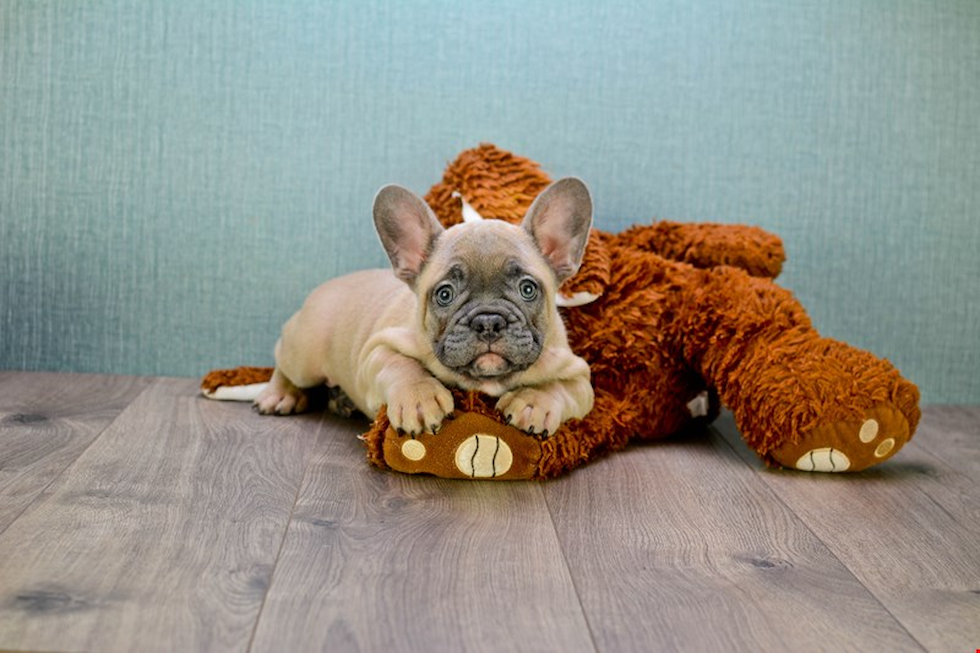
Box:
434, 283, 456, 307
518, 278, 538, 302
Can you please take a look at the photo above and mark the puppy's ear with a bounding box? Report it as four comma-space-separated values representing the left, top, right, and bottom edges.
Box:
373, 185, 445, 285
522, 178, 593, 283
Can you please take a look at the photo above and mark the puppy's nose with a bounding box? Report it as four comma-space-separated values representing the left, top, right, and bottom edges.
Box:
471, 312, 507, 342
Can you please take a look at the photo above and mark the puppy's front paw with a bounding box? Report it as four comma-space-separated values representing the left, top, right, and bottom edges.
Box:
496, 388, 565, 438
386, 379, 455, 436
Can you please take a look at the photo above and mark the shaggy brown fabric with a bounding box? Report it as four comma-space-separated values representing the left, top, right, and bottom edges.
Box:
205, 144, 921, 478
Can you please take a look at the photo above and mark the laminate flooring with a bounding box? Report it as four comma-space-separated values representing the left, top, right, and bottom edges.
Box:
0, 371, 977, 652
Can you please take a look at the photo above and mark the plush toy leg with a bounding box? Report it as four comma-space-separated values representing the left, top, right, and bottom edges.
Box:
680, 266, 921, 472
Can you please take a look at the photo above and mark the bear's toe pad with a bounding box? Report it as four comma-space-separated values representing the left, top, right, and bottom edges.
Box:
771, 403, 911, 473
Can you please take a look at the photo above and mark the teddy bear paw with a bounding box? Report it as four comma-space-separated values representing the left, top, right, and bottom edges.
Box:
381, 411, 545, 480
769, 403, 911, 472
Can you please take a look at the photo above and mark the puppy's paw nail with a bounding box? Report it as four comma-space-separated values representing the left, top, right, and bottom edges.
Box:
429, 423, 441, 435
539, 429, 549, 439
527, 426, 536, 435
504, 414, 512, 425
445, 412, 456, 421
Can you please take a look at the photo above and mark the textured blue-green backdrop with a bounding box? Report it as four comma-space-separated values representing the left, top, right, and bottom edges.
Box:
2, 1, 978, 403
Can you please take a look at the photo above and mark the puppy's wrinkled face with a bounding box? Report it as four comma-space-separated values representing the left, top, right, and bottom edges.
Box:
418, 221, 554, 381
374, 177, 593, 388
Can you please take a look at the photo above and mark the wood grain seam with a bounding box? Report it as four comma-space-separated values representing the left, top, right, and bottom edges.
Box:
0, 378, 156, 539
246, 412, 330, 652
542, 484, 602, 653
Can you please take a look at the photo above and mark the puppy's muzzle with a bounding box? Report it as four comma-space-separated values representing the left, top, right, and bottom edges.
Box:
436, 302, 541, 379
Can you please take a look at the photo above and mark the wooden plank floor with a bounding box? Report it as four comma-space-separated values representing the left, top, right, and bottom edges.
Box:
0, 372, 977, 652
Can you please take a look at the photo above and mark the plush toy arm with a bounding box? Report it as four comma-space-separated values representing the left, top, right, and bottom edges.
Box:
621, 221, 785, 278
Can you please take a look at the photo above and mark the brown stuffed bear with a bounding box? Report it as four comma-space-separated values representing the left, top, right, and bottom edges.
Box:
202, 144, 920, 479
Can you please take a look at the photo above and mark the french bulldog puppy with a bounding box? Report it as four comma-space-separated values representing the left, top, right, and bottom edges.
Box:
254, 178, 595, 437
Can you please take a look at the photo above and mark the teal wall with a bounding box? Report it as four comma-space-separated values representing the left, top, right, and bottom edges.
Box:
2, 1, 978, 403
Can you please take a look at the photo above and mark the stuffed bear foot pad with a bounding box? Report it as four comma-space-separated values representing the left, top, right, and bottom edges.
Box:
381, 411, 543, 480
771, 402, 911, 472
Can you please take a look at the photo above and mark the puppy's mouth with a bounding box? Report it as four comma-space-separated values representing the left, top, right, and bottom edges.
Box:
469, 351, 511, 378
444, 345, 532, 381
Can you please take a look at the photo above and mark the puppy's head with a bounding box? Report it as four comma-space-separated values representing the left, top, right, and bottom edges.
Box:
374, 178, 592, 384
